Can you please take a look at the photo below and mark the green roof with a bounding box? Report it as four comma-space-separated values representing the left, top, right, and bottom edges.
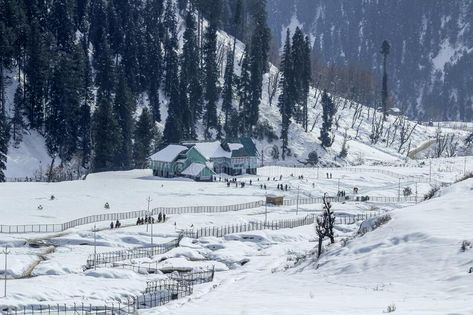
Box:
240, 137, 258, 157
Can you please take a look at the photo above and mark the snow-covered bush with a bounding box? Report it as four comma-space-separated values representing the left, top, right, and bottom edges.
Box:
358, 214, 391, 235
461, 240, 472, 252
384, 304, 396, 313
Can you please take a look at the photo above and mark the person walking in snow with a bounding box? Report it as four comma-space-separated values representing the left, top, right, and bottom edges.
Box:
158, 212, 162, 223
110, 221, 114, 229
162, 213, 166, 222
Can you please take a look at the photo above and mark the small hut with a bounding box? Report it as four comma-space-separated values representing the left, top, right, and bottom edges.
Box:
266, 194, 284, 206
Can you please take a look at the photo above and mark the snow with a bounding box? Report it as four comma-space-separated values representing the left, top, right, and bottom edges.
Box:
192, 141, 231, 159
5, 131, 55, 179
147, 178, 473, 315
0, 163, 471, 312
181, 163, 207, 176
149, 145, 188, 162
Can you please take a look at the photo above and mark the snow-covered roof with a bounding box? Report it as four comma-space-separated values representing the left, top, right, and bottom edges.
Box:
193, 141, 231, 159
181, 163, 213, 176
228, 143, 244, 151
149, 145, 188, 162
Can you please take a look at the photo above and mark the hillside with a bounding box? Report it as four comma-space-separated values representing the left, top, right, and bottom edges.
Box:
266, 0, 473, 121
3, 2, 473, 179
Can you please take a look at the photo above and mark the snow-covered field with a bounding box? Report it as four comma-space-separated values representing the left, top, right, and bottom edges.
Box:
0, 162, 471, 314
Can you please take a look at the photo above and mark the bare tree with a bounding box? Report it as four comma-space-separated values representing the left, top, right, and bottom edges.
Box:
316, 194, 336, 258
354, 117, 363, 140
351, 102, 364, 128
310, 112, 321, 132
434, 127, 449, 158
370, 110, 384, 144
397, 116, 417, 153
445, 134, 458, 157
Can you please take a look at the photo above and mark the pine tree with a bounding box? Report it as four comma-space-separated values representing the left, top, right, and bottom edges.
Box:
202, 8, 220, 139
46, 46, 83, 161
222, 49, 235, 136
144, 0, 164, 123
180, 10, 201, 138
133, 107, 155, 168
113, 73, 135, 169
11, 84, 26, 146
49, 0, 75, 52
163, 0, 179, 97
247, 0, 270, 129
291, 27, 311, 127
25, 17, 49, 129
381, 40, 390, 121
163, 53, 183, 145
92, 89, 120, 172
0, 103, 7, 182
319, 91, 336, 148
277, 29, 295, 160
238, 46, 251, 134
78, 103, 91, 168
302, 35, 311, 131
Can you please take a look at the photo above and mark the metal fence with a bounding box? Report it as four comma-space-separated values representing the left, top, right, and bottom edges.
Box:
0, 201, 264, 234
85, 235, 183, 269
133, 279, 193, 310
0, 302, 135, 315
0, 193, 412, 234
181, 212, 381, 239
146, 269, 215, 293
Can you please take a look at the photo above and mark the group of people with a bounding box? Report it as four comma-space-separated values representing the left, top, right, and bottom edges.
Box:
337, 190, 347, 198
110, 220, 121, 229
277, 183, 289, 191
326, 173, 333, 179
136, 213, 166, 225
109, 213, 167, 229
225, 178, 254, 188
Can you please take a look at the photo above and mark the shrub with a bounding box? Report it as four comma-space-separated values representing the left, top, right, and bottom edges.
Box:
403, 187, 412, 197
252, 121, 278, 143
306, 151, 319, 165
384, 304, 396, 313
424, 186, 440, 200
455, 172, 473, 183
271, 145, 280, 160
461, 240, 472, 252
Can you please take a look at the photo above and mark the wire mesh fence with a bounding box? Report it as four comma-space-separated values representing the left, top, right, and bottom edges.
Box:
85, 235, 183, 269
181, 212, 382, 239
0, 302, 135, 315
0, 194, 410, 234
145, 269, 215, 293
133, 279, 193, 309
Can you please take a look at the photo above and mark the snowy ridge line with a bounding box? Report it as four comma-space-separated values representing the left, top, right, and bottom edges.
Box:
85, 235, 183, 269
0, 197, 413, 234
181, 212, 382, 239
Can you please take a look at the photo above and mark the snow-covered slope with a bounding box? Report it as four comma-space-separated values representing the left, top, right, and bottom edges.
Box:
159, 178, 473, 315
